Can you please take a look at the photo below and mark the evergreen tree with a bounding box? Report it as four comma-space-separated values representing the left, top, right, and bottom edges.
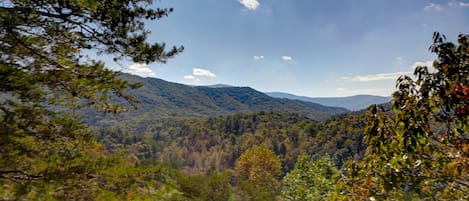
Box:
0, 0, 182, 199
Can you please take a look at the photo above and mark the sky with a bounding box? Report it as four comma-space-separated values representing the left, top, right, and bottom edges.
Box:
110, 0, 469, 97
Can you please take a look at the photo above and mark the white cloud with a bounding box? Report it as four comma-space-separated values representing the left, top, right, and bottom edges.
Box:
411, 60, 437, 73
424, 3, 443, 11
184, 75, 195, 79
342, 72, 411, 82
184, 75, 200, 83
449, 2, 469, 7
336, 87, 345, 91
239, 0, 260, 10
253, 55, 265, 60
424, 2, 469, 11
124, 63, 156, 77
184, 67, 216, 83
193, 68, 216, 77
411, 61, 433, 70
281, 56, 293, 61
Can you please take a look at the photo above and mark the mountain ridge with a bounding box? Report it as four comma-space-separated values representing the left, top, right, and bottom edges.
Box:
91, 74, 350, 124
266, 92, 391, 111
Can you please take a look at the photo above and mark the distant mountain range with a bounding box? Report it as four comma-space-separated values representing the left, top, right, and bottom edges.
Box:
266, 92, 391, 111
93, 74, 349, 124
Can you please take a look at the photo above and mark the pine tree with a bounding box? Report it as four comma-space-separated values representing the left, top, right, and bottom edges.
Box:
0, 0, 182, 199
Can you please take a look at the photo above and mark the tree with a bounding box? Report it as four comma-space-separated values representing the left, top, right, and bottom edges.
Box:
282, 155, 339, 201
0, 0, 182, 199
235, 145, 282, 189
205, 171, 232, 201
177, 171, 232, 201
235, 145, 282, 201
0, 0, 183, 112
337, 33, 468, 200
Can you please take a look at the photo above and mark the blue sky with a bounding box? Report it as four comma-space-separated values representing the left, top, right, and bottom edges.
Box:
113, 0, 469, 97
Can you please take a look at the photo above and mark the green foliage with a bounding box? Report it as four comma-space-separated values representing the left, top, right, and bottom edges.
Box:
95, 111, 368, 176
205, 171, 232, 201
282, 155, 339, 201
307, 112, 368, 167
235, 180, 277, 201
337, 33, 469, 200
90, 102, 369, 200
0, 144, 188, 200
176, 171, 232, 201
0, 0, 183, 199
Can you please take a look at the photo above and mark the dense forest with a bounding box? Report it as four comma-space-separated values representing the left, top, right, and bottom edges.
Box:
1, 0, 468, 200
94, 111, 367, 174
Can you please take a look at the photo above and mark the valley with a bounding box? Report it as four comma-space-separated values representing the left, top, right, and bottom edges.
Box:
91, 74, 373, 173
2, 1, 467, 200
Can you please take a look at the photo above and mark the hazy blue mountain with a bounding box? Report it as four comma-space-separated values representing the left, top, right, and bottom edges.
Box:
266, 92, 391, 111
88, 74, 349, 125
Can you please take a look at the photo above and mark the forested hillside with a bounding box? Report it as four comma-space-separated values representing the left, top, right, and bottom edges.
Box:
94, 111, 368, 174
88, 74, 349, 123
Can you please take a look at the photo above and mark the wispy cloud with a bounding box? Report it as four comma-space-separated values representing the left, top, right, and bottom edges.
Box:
123, 63, 156, 77
424, 2, 469, 11
424, 3, 443, 11
449, 2, 469, 7
395, 56, 405, 65
341, 72, 411, 82
239, 0, 260, 10
336, 87, 345, 91
281, 56, 293, 61
253, 55, 265, 60
342, 60, 434, 83
183, 75, 200, 83
193, 68, 216, 77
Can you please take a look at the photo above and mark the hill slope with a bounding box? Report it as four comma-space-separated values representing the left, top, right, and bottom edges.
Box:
266, 92, 391, 111
96, 111, 368, 174
92, 74, 349, 124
